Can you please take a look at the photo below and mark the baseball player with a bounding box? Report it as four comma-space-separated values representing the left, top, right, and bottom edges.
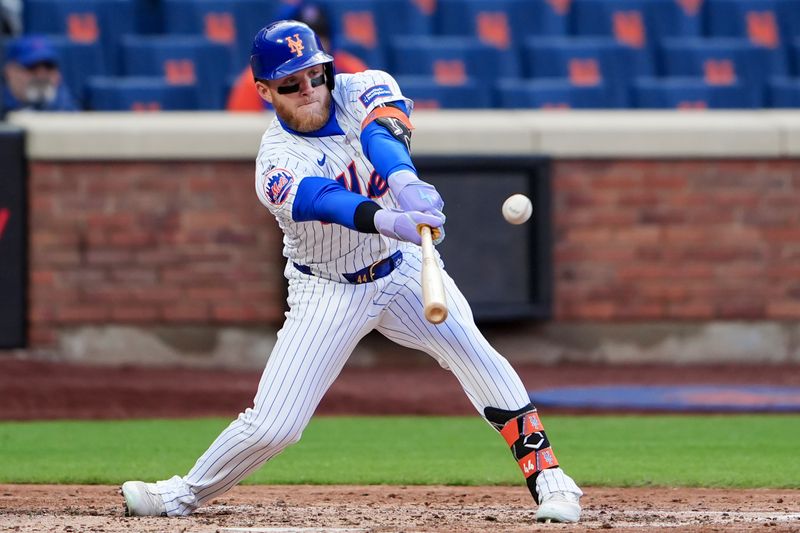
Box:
121, 20, 582, 524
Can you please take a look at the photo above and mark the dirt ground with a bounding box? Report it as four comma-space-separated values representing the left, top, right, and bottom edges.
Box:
0, 484, 798, 532
1, 358, 799, 531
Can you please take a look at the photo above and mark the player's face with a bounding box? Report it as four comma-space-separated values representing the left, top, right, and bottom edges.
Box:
256, 64, 331, 133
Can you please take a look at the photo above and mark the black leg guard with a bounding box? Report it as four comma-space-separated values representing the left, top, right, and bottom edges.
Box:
484, 403, 559, 503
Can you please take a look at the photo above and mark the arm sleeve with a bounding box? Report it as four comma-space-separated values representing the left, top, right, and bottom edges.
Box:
292, 176, 379, 232
359, 100, 416, 179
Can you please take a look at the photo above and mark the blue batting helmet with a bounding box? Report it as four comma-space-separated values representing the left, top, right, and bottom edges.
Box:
250, 20, 335, 89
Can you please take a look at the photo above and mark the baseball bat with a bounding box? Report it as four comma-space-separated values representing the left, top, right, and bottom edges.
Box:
418, 225, 448, 324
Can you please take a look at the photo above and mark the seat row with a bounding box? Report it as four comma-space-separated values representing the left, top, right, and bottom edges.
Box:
83, 76, 800, 111
35, 33, 800, 110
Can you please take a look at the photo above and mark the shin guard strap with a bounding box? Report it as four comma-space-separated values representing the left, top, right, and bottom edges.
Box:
499, 409, 559, 479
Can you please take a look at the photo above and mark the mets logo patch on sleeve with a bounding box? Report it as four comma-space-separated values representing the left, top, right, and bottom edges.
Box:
359, 84, 393, 107
263, 168, 294, 205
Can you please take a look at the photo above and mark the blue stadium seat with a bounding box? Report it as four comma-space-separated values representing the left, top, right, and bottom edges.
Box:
46, 36, 108, 108
332, 39, 387, 70
768, 77, 800, 107
706, 0, 789, 75
24, 0, 136, 74
633, 77, 760, 108
162, 0, 276, 73
496, 79, 611, 108
134, 0, 164, 34
394, 76, 492, 108
121, 35, 232, 109
316, 0, 382, 55
86, 76, 199, 110
793, 38, 800, 75
377, 0, 437, 39
660, 37, 786, 104
437, 0, 571, 49
391, 36, 520, 83
776, 0, 800, 49
523, 37, 647, 107
573, 0, 702, 43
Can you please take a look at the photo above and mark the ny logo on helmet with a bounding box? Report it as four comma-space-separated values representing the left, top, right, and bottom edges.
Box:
286, 34, 304, 57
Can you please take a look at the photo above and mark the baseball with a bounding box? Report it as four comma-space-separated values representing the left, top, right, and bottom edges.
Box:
502, 194, 532, 224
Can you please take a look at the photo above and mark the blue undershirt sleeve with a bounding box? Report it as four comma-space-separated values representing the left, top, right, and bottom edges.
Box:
360, 100, 416, 179
292, 176, 371, 230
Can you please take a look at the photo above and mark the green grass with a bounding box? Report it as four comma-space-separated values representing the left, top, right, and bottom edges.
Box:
0, 415, 797, 488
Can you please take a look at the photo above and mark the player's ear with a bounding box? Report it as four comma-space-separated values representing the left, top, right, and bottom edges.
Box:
255, 80, 273, 104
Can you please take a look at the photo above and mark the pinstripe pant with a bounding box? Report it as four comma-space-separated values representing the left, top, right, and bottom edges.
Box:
156, 246, 534, 516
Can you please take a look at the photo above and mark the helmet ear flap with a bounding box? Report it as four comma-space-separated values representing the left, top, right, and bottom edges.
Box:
324, 62, 335, 90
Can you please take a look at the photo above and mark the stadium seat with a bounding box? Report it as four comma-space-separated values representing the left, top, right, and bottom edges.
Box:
121, 35, 233, 109
437, 0, 571, 49
134, 0, 164, 34
377, 0, 437, 39
46, 36, 108, 108
776, 0, 800, 48
768, 77, 800, 107
496, 78, 612, 108
793, 38, 800, 75
660, 37, 786, 104
316, 0, 381, 53
391, 36, 520, 84
162, 0, 276, 73
633, 77, 761, 108
707, 0, 783, 47
706, 0, 789, 76
394, 75, 492, 108
573, 0, 702, 43
523, 37, 648, 107
23, 0, 136, 74
86, 76, 199, 110
332, 38, 387, 70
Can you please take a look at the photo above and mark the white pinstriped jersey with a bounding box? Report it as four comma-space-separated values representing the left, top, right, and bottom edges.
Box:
254, 70, 413, 280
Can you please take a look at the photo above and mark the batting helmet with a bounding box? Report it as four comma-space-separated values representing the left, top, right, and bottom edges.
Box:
250, 20, 335, 90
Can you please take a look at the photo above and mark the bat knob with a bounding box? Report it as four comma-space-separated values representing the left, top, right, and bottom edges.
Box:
425, 303, 448, 324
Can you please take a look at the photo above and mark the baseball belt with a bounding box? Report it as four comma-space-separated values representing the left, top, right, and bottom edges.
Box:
294, 251, 403, 284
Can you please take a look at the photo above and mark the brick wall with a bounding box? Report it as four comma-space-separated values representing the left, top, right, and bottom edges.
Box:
28, 161, 285, 346
26, 159, 800, 347
553, 160, 800, 320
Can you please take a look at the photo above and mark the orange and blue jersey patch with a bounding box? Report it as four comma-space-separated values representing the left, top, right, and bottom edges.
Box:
263, 168, 294, 205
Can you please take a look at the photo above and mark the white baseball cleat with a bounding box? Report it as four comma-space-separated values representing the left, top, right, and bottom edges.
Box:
121, 480, 167, 517
535, 490, 582, 523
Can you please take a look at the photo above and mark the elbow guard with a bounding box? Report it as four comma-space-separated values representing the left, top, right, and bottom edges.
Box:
361, 102, 413, 151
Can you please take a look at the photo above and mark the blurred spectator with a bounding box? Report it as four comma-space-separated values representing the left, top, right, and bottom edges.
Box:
1, 0, 22, 36
226, 2, 367, 112
3, 35, 77, 111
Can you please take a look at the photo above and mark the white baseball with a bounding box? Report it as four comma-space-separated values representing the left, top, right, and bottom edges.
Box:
502, 194, 532, 224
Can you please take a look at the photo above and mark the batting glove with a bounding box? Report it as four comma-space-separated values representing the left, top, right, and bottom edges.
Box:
374, 208, 445, 246
388, 170, 444, 215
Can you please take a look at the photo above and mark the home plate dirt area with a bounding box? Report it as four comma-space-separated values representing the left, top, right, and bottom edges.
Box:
1, 484, 798, 532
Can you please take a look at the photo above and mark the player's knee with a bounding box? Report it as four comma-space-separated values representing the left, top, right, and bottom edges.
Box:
247, 426, 302, 450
